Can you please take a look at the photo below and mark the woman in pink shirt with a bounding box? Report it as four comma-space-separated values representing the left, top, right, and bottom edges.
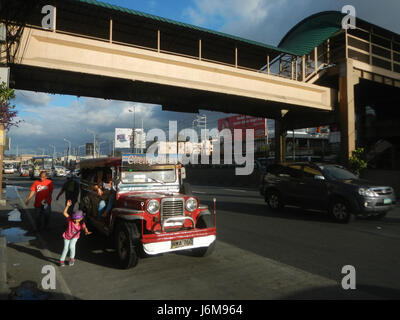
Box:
60, 200, 91, 266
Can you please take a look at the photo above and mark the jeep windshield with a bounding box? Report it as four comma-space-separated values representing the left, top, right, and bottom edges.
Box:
121, 168, 176, 184
319, 165, 358, 180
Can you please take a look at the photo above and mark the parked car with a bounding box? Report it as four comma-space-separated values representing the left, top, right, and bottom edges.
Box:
260, 162, 396, 223
3, 165, 15, 174
79, 155, 216, 269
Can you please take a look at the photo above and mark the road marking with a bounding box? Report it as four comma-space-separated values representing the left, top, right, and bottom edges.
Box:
193, 191, 206, 194
223, 188, 247, 193
15, 188, 74, 300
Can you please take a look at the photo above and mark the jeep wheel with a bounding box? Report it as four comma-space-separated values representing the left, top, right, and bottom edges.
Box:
330, 199, 353, 223
114, 221, 139, 269
192, 240, 216, 257
266, 190, 283, 211
191, 215, 216, 257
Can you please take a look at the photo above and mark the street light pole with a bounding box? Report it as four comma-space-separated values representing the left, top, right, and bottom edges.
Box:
98, 141, 106, 157
78, 145, 85, 160
86, 129, 96, 158
63, 138, 71, 167
129, 107, 135, 154
49, 144, 56, 160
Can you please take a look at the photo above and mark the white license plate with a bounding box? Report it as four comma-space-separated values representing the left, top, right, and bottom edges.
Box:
171, 238, 193, 249
384, 199, 392, 205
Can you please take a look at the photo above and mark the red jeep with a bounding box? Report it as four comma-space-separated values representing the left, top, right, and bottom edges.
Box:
79, 155, 216, 269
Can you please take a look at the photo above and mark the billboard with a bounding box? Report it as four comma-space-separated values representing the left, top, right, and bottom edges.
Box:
115, 128, 146, 149
218, 116, 267, 140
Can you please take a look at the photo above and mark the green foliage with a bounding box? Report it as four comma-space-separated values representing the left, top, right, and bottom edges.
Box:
348, 147, 367, 176
0, 81, 20, 130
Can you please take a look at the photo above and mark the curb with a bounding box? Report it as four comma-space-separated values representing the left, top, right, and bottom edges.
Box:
0, 236, 9, 300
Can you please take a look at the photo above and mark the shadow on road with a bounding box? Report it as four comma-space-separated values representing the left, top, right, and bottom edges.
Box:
281, 284, 400, 300
202, 199, 336, 224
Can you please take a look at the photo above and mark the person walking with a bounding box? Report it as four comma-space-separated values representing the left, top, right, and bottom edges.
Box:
25, 171, 54, 232
56, 173, 80, 214
59, 200, 91, 267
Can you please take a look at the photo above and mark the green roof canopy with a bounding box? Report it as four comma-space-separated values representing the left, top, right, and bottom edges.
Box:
279, 11, 344, 56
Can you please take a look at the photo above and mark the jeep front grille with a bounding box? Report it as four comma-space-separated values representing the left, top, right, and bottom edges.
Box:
161, 198, 184, 222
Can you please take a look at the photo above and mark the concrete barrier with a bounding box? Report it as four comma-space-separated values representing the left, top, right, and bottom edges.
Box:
0, 236, 8, 300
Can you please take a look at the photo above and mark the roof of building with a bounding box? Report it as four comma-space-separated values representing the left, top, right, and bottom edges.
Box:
74, 0, 296, 56
278, 11, 344, 56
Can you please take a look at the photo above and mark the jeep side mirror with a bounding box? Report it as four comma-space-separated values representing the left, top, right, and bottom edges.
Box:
181, 167, 186, 179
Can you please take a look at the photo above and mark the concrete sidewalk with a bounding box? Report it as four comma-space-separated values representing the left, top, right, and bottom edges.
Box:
0, 197, 18, 299
0, 186, 73, 300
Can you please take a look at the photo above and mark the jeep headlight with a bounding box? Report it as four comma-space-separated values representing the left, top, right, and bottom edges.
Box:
185, 197, 198, 212
146, 200, 160, 214
358, 188, 378, 197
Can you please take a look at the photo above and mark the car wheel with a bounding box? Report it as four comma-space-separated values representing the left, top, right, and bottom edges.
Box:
266, 190, 283, 211
330, 199, 353, 223
114, 221, 139, 269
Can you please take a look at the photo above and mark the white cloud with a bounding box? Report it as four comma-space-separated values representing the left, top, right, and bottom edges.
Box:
185, 0, 400, 46
14, 90, 53, 107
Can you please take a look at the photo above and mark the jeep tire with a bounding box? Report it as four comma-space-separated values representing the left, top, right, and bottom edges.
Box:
191, 215, 216, 257
114, 221, 140, 269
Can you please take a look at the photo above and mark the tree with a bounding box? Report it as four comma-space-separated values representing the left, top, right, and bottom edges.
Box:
0, 81, 21, 130
348, 147, 367, 176
0, 81, 21, 201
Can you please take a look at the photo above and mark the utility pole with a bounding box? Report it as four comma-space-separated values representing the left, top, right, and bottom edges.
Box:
49, 144, 56, 160
86, 129, 96, 158
64, 138, 71, 166
129, 107, 136, 154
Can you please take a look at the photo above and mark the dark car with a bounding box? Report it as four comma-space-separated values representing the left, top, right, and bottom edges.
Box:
259, 162, 396, 223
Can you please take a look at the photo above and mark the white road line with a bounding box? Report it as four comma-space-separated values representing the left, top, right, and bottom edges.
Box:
223, 189, 247, 193
15, 187, 74, 300
193, 191, 206, 194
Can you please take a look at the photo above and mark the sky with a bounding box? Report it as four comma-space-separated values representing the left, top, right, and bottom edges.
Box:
6, 0, 400, 156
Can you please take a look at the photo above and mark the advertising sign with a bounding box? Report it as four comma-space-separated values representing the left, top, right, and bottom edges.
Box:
115, 128, 146, 149
218, 116, 267, 140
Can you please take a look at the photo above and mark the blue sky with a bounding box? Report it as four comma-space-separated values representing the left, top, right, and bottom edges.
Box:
7, 0, 400, 156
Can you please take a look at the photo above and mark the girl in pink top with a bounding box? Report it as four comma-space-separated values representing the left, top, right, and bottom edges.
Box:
60, 200, 91, 266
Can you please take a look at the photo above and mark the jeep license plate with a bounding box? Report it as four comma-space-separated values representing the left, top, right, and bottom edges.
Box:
384, 198, 392, 205
171, 238, 193, 249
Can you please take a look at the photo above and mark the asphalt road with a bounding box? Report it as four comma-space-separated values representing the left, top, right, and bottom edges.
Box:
2, 173, 400, 300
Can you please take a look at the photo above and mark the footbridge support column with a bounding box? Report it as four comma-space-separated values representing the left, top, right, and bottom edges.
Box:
338, 59, 359, 166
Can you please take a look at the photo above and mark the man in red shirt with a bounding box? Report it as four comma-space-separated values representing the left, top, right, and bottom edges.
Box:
25, 171, 54, 231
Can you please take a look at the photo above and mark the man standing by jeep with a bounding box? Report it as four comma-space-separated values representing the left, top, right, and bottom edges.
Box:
26, 171, 54, 231
56, 173, 80, 214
